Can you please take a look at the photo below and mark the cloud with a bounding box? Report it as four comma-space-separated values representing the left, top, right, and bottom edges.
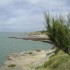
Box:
0, 0, 70, 32
0, 0, 13, 7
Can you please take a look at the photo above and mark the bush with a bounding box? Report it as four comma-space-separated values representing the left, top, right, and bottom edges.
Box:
8, 64, 16, 67
44, 13, 70, 54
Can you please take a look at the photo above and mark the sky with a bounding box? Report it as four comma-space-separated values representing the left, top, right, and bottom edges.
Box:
0, 0, 70, 32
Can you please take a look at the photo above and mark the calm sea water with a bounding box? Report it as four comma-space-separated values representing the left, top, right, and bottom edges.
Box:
0, 32, 53, 65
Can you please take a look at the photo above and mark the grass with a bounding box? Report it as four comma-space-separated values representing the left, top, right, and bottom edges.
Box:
8, 64, 16, 67
28, 52, 32, 54
36, 50, 70, 70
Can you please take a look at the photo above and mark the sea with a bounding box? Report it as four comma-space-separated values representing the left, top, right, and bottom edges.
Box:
0, 32, 53, 65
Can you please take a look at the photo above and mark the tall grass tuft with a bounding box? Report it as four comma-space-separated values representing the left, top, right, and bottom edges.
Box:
44, 13, 70, 54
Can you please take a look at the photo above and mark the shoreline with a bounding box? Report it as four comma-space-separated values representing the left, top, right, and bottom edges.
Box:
8, 35, 53, 44
0, 33, 54, 70
0, 49, 55, 70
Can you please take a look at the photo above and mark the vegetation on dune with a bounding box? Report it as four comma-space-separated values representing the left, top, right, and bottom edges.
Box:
35, 13, 70, 70
44, 13, 70, 54
8, 64, 16, 67
36, 50, 70, 70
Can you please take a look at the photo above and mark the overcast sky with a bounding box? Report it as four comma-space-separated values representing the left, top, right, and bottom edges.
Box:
0, 0, 70, 32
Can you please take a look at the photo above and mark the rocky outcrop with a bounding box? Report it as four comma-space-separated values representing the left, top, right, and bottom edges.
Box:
0, 49, 55, 70
8, 35, 52, 44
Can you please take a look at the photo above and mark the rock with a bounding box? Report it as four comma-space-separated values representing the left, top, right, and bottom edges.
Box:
8, 35, 52, 44
7, 57, 14, 61
1, 49, 55, 70
20, 51, 26, 56
11, 53, 19, 57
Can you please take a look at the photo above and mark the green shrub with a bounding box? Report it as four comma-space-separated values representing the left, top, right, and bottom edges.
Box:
28, 52, 32, 54
8, 64, 16, 67
44, 13, 70, 54
36, 51, 70, 70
